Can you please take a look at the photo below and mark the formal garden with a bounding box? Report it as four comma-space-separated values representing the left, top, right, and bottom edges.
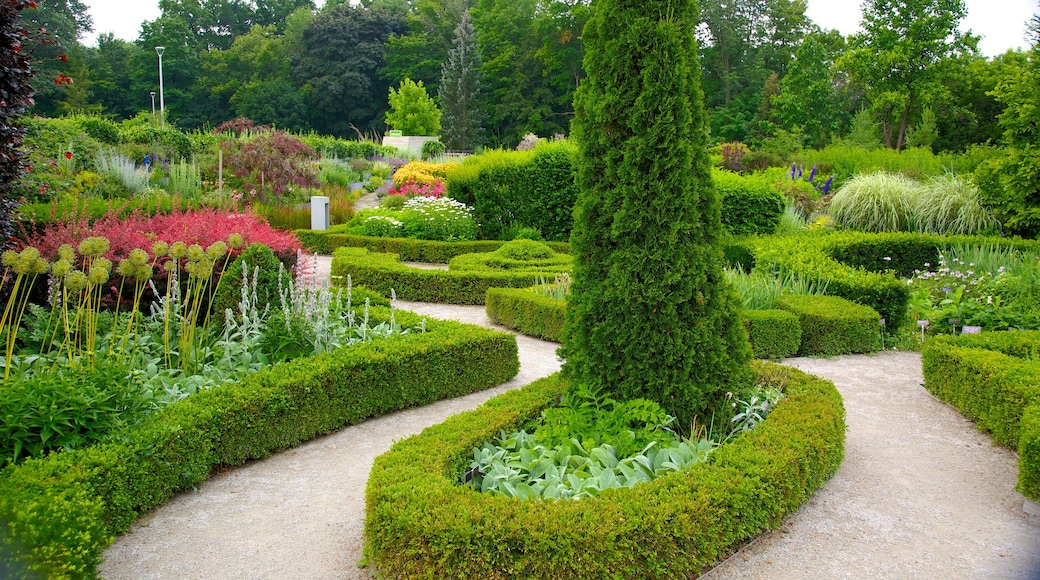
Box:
3, 0, 1040, 577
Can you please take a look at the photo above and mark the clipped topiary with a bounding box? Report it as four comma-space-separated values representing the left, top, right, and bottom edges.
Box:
448, 239, 572, 273
743, 309, 802, 360
211, 243, 292, 316
562, 0, 752, 429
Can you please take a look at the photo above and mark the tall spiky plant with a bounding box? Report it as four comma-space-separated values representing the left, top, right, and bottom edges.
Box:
561, 0, 752, 429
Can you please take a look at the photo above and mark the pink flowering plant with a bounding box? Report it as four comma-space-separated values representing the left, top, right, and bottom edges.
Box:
387, 179, 446, 199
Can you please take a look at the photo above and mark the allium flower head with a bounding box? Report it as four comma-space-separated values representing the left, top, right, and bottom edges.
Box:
93, 257, 112, 276
1, 250, 17, 268
52, 259, 72, 277
117, 259, 135, 278
88, 265, 110, 286
77, 236, 110, 258
134, 265, 153, 281
170, 241, 188, 259
128, 248, 149, 266
206, 241, 228, 261
187, 244, 205, 262
57, 244, 75, 262
65, 270, 88, 292
19, 247, 40, 263
227, 233, 244, 249
163, 260, 177, 273
151, 241, 170, 258
31, 258, 49, 276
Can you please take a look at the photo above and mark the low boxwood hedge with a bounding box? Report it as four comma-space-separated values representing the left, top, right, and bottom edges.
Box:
777, 294, 881, 356
364, 362, 846, 578
743, 309, 802, 359
331, 247, 565, 304
743, 231, 1040, 331
295, 231, 569, 263
486, 288, 567, 341
922, 331, 1040, 501
0, 309, 519, 578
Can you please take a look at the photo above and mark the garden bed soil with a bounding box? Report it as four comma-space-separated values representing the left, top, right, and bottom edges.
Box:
99, 260, 1040, 579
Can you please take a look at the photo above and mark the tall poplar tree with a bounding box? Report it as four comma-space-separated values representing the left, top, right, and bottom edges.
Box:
562, 0, 752, 428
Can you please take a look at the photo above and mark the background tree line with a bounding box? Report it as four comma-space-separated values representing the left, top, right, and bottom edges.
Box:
14, 0, 1040, 151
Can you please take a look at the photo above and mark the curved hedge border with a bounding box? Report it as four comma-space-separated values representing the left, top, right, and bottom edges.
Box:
364, 362, 846, 578
486, 287, 567, 341
295, 231, 569, 262
331, 247, 566, 304
741, 232, 1040, 330
922, 330, 1040, 501
0, 309, 519, 578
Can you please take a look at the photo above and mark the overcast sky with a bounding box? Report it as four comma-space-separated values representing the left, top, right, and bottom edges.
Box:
82, 0, 1037, 57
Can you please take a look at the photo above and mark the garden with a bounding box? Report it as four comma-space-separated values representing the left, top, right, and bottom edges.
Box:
3, 0, 1040, 576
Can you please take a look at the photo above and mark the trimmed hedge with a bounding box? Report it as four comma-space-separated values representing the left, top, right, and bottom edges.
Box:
922, 331, 1040, 501
485, 288, 567, 341
295, 231, 569, 263
364, 362, 846, 578
712, 169, 785, 236
743, 309, 802, 359
744, 231, 1040, 331
448, 240, 573, 273
0, 309, 519, 578
331, 247, 565, 304
447, 141, 579, 241
777, 294, 881, 356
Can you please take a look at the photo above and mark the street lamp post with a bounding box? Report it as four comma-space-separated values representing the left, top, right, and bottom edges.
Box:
150, 91, 156, 116
155, 46, 165, 127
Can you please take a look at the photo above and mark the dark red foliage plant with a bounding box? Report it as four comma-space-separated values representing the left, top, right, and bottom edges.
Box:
223, 131, 320, 203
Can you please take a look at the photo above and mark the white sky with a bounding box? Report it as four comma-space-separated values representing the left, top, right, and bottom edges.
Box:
83, 0, 1037, 57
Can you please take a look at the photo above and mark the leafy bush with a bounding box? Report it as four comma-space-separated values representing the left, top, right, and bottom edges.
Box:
223, 131, 320, 202
711, 169, 785, 235
743, 309, 802, 360
446, 141, 578, 241
792, 143, 943, 192
777, 294, 881, 356
914, 173, 1000, 235
421, 140, 446, 160
364, 363, 845, 578
295, 134, 392, 160
210, 243, 293, 317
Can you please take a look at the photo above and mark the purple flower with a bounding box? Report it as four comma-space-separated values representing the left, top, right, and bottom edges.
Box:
790, 162, 797, 180
798, 164, 803, 178
808, 165, 817, 183
822, 176, 833, 194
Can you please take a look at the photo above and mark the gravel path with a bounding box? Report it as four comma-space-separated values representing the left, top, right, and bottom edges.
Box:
99, 257, 1040, 579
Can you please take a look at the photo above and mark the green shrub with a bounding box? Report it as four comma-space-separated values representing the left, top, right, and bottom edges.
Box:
0, 311, 518, 577
446, 142, 577, 241
922, 331, 1040, 500
777, 294, 881, 355
712, 169, 785, 235
295, 134, 392, 160
421, 140, 446, 160
72, 116, 121, 146
294, 231, 569, 263
485, 287, 566, 341
793, 143, 943, 192
211, 243, 293, 317
364, 362, 845, 578
331, 247, 559, 304
743, 309, 802, 360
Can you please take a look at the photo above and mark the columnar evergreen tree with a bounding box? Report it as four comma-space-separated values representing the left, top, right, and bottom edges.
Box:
439, 10, 485, 150
562, 0, 752, 428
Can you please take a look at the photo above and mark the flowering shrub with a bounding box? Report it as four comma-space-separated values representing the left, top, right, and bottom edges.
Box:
223, 130, 320, 202
391, 160, 459, 188
345, 197, 477, 241
387, 180, 445, 199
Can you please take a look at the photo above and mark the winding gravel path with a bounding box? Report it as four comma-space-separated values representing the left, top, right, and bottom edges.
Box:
99, 257, 1040, 579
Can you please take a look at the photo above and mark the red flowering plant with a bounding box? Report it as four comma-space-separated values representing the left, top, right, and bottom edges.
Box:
20, 207, 302, 308
387, 180, 446, 199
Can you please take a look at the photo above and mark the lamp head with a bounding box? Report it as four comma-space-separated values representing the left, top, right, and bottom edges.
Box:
155, 46, 165, 57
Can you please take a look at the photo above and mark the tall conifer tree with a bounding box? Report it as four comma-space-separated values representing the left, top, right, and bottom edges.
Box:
562, 0, 752, 427
439, 10, 485, 150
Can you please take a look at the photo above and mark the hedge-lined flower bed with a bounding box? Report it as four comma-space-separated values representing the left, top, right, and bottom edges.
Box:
364, 362, 846, 578
741, 232, 1040, 330
331, 247, 567, 304
922, 331, 1040, 501
0, 309, 519, 578
295, 231, 569, 262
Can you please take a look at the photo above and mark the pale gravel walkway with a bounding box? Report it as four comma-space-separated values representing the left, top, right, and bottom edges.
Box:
100, 257, 1040, 579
